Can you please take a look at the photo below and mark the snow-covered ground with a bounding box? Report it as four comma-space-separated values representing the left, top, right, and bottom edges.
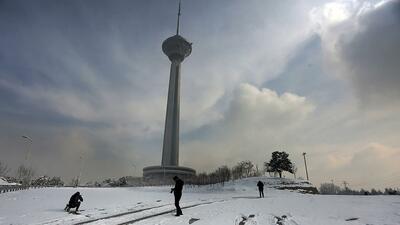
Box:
0, 177, 399, 225
0, 177, 19, 186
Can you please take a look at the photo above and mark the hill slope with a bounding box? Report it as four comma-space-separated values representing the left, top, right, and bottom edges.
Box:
0, 177, 398, 225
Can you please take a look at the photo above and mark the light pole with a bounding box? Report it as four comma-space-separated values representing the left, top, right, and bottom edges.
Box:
76, 151, 84, 187
21, 135, 33, 186
21, 135, 33, 165
131, 163, 136, 176
163, 166, 166, 183
302, 152, 309, 181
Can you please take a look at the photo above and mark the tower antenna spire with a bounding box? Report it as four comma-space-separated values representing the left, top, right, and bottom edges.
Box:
176, 0, 181, 35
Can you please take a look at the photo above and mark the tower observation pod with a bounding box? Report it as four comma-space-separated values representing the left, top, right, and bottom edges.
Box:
143, 0, 196, 182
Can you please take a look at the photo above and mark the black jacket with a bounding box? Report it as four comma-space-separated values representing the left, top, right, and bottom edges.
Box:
257, 181, 264, 190
69, 192, 83, 205
173, 178, 184, 194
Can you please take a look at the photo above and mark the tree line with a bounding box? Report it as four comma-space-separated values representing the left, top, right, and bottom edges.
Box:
319, 182, 399, 195
187, 151, 297, 186
1, 151, 298, 187
83, 151, 297, 187
1, 162, 64, 187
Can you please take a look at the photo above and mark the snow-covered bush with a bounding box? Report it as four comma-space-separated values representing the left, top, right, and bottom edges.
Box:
319, 183, 341, 194
31, 176, 64, 187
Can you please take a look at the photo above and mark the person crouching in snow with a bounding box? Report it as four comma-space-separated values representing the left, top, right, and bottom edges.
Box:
64, 192, 83, 213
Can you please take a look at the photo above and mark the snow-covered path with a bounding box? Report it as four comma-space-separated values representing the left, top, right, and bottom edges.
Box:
1, 178, 399, 225
0, 186, 228, 225
131, 191, 400, 225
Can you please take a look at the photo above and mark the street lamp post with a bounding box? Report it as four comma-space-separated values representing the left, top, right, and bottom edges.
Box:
21, 135, 33, 186
76, 151, 84, 187
302, 152, 309, 181
21, 135, 33, 164
131, 163, 136, 176
163, 166, 166, 184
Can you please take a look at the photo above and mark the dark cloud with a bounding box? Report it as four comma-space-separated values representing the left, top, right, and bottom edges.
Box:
265, 34, 348, 105
337, 0, 400, 107
0, 0, 177, 181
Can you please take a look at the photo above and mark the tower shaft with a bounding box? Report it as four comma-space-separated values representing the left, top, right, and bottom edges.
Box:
161, 60, 181, 166
142, 1, 196, 180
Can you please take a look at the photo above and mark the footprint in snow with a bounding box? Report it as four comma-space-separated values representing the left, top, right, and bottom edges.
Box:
273, 214, 299, 225
189, 218, 200, 224
345, 217, 359, 221
235, 214, 258, 225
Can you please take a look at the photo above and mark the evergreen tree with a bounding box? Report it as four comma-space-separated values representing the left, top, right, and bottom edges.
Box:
264, 151, 294, 178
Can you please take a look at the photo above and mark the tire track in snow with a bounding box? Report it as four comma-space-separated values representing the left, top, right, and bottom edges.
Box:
117, 200, 224, 225
73, 204, 171, 225
72, 200, 224, 225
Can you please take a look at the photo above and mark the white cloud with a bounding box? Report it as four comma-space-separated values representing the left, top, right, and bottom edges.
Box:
315, 143, 400, 189
225, 84, 315, 130
182, 83, 315, 171
322, 2, 353, 24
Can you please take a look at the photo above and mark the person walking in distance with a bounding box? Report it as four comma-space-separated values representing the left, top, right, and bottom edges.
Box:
170, 176, 184, 216
257, 180, 264, 198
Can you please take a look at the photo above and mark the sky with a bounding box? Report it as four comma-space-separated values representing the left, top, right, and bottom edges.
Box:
1, 0, 399, 189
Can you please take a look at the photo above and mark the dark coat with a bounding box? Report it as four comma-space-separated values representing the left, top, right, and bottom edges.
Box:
257, 181, 264, 190
69, 192, 83, 206
173, 178, 184, 195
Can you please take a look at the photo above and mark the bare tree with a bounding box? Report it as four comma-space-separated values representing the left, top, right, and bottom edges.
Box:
70, 177, 79, 187
292, 163, 298, 179
0, 161, 10, 177
319, 183, 341, 194
214, 165, 231, 185
241, 161, 255, 177
254, 165, 263, 177
17, 165, 35, 186
232, 163, 244, 179
231, 161, 256, 179
196, 172, 208, 185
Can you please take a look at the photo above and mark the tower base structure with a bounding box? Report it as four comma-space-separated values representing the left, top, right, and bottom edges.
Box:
143, 166, 195, 184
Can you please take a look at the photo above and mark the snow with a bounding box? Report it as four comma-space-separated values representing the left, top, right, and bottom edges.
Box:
0, 177, 399, 225
0, 177, 19, 186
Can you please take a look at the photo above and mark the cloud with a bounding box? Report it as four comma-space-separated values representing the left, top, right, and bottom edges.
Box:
0, 0, 318, 181
317, 143, 400, 189
1, 0, 399, 190
225, 84, 315, 130
314, 0, 400, 108
182, 83, 315, 170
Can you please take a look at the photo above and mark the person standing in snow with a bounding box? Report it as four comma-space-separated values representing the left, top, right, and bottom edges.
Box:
170, 176, 184, 216
257, 181, 264, 198
64, 191, 83, 213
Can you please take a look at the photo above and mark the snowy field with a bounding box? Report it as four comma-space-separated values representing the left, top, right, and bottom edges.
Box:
1, 177, 399, 225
